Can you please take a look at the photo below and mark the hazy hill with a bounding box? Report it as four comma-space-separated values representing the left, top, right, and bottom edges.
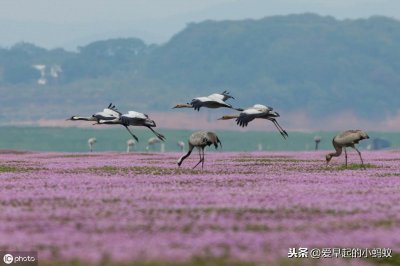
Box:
1, 14, 400, 122
145, 14, 400, 118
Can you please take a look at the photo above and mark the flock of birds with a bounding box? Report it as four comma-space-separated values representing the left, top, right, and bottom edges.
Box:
68, 91, 370, 169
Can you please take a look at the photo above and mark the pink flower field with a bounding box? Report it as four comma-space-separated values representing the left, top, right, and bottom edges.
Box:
1, 150, 400, 266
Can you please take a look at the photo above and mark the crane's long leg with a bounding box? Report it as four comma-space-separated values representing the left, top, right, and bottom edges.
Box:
268, 118, 286, 138
146, 126, 166, 141
124, 126, 139, 142
352, 146, 365, 168
201, 148, 205, 169
268, 118, 288, 139
193, 148, 203, 169
344, 147, 348, 167
273, 119, 289, 138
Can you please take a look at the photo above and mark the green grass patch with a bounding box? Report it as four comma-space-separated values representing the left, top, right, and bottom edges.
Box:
0, 165, 19, 172
0, 164, 45, 172
365, 252, 400, 266
378, 158, 400, 161
101, 198, 121, 204
323, 217, 400, 231
87, 165, 206, 175
230, 157, 317, 163
372, 219, 400, 228
303, 163, 380, 172
375, 173, 400, 177
334, 163, 379, 170
140, 206, 360, 218
245, 224, 270, 232
57, 154, 102, 158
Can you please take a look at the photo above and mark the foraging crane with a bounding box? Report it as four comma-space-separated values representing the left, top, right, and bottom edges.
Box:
98, 111, 165, 142
67, 103, 121, 122
177, 131, 222, 169
148, 137, 161, 145
173, 91, 243, 111
218, 104, 288, 139
146, 137, 162, 151
126, 139, 136, 153
326, 130, 369, 168
88, 137, 96, 152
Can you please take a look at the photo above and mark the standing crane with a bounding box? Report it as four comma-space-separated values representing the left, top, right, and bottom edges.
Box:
326, 130, 369, 168
314, 135, 322, 151
177, 140, 185, 152
177, 131, 222, 169
173, 91, 243, 111
98, 111, 165, 142
218, 104, 288, 139
126, 139, 136, 153
88, 137, 96, 152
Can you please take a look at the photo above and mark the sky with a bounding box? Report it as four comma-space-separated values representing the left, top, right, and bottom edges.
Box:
1, 0, 400, 50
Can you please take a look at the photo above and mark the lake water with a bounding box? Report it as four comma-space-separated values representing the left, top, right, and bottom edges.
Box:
0, 126, 398, 152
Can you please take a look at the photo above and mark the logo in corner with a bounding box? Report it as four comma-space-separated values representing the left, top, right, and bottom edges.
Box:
3, 254, 13, 264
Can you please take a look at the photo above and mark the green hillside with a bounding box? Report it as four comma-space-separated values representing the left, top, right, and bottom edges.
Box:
1, 14, 400, 121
